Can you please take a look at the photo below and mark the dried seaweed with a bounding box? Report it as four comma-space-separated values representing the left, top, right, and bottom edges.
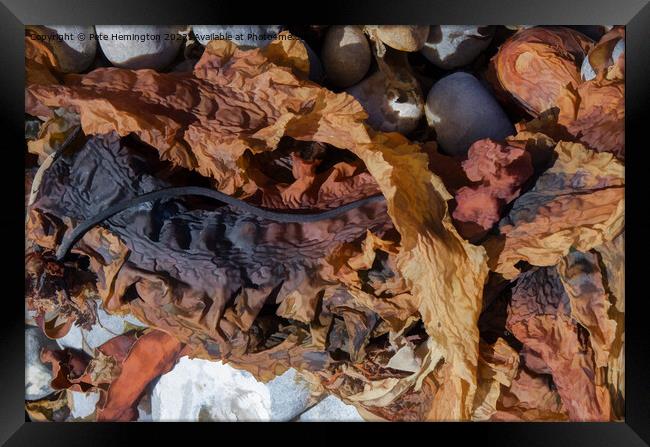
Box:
26, 32, 370, 196
491, 27, 593, 116
25, 27, 625, 422
41, 329, 184, 421
485, 139, 624, 279
506, 266, 611, 421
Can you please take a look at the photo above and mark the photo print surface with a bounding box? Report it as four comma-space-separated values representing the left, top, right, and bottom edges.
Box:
24, 24, 624, 422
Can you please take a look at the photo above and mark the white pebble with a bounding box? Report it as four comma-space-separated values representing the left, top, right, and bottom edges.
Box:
96, 25, 185, 70
56, 306, 147, 355
425, 71, 514, 156
298, 395, 364, 422
580, 56, 597, 81
68, 390, 100, 419
267, 368, 314, 421
25, 307, 38, 327
25, 326, 57, 400
55, 323, 84, 352
192, 25, 282, 48
421, 26, 494, 69
612, 39, 625, 62
32, 25, 97, 73
347, 70, 424, 134
84, 307, 147, 350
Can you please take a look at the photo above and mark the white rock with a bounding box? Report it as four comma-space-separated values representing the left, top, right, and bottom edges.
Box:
56, 306, 147, 354
55, 323, 84, 352
321, 26, 371, 88
192, 25, 282, 48
25, 326, 57, 400
347, 70, 424, 134
612, 39, 625, 63
151, 357, 312, 421
31, 25, 97, 73
267, 368, 313, 421
151, 357, 270, 421
96, 25, 185, 70
425, 71, 514, 156
68, 390, 100, 419
138, 402, 153, 422
25, 307, 38, 327
297, 395, 364, 422
581, 38, 624, 81
421, 25, 494, 69
580, 55, 597, 81
84, 307, 147, 349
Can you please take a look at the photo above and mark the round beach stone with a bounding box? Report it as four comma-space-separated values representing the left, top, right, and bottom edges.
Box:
192, 25, 282, 48
32, 25, 97, 73
305, 42, 325, 83
321, 26, 371, 88
425, 71, 514, 156
421, 25, 495, 69
347, 70, 424, 135
96, 25, 185, 70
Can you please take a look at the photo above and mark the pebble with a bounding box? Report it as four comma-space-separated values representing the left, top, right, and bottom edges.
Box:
421, 25, 494, 69
56, 306, 147, 354
95, 25, 185, 70
347, 70, 424, 134
31, 25, 97, 73
150, 357, 313, 421
612, 39, 625, 62
192, 25, 283, 48
137, 394, 154, 422
321, 26, 371, 88
580, 56, 597, 81
68, 390, 100, 419
305, 42, 325, 83
67, 389, 149, 421
297, 395, 364, 422
268, 368, 315, 420
25, 307, 38, 327
25, 326, 57, 400
425, 71, 514, 156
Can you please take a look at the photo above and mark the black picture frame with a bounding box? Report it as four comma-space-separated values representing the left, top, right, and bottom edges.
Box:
2, 0, 648, 445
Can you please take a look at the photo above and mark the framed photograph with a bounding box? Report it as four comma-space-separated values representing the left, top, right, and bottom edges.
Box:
1, 0, 648, 444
